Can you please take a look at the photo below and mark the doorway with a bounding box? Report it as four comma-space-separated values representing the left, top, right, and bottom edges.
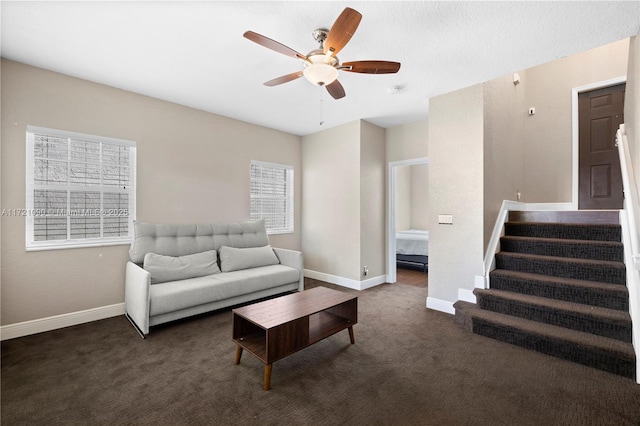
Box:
572, 77, 626, 209
387, 157, 429, 284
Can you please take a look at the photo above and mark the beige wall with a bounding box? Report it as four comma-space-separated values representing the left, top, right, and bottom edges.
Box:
301, 120, 387, 283
428, 84, 485, 304
483, 73, 526, 244
360, 121, 386, 279
395, 164, 430, 232
395, 165, 412, 231
428, 38, 631, 309
624, 35, 640, 237
625, 35, 640, 191
410, 164, 429, 230
301, 121, 361, 280
1, 59, 302, 325
386, 119, 428, 163
482, 38, 630, 247
519, 38, 629, 204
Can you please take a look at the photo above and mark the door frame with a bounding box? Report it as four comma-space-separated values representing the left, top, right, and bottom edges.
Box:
387, 157, 429, 284
571, 76, 626, 209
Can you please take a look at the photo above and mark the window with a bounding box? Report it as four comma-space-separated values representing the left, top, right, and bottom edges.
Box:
25, 126, 136, 250
250, 161, 293, 234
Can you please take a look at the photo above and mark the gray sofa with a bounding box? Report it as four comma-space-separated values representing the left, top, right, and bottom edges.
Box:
125, 220, 303, 337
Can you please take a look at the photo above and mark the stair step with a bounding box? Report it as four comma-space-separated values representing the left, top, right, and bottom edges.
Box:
499, 235, 623, 262
489, 269, 629, 311
495, 252, 626, 285
504, 222, 621, 242
454, 301, 636, 379
508, 210, 620, 225
474, 289, 632, 342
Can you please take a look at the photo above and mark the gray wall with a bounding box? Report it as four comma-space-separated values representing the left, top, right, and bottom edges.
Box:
1, 59, 302, 325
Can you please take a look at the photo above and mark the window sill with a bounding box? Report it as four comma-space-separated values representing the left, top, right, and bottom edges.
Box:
266, 229, 294, 235
26, 238, 132, 252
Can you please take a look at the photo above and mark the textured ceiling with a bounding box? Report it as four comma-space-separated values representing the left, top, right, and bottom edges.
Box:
2, 1, 639, 136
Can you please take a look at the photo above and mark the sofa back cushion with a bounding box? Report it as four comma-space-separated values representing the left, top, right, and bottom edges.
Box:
144, 250, 221, 284
219, 245, 279, 272
129, 220, 269, 264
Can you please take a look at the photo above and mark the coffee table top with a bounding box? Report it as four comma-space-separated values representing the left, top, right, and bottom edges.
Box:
232, 286, 357, 329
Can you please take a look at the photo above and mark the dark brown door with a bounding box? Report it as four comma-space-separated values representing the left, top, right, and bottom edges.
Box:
578, 83, 625, 209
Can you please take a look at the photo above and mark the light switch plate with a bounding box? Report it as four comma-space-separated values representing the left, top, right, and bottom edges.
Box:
438, 214, 453, 224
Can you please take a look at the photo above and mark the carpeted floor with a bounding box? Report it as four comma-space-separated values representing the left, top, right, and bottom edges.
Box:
2, 278, 640, 425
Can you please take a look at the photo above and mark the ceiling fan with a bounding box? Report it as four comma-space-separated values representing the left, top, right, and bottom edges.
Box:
243, 7, 401, 100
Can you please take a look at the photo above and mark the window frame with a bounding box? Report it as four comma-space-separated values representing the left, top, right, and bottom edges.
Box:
250, 160, 294, 235
25, 125, 136, 251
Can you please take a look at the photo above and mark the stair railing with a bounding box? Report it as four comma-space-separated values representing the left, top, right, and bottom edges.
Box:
615, 123, 640, 384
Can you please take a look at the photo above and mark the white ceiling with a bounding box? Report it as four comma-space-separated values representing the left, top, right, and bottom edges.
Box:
2, 1, 639, 136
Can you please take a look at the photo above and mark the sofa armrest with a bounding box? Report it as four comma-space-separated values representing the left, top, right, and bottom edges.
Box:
273, 248, 304, 292
125, 261, 151, 336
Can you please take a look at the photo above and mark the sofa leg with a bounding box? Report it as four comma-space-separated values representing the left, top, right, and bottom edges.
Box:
125, 313, 147, 339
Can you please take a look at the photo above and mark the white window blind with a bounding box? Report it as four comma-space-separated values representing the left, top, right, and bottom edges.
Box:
250, 161, 293, 234
25, 126, 136, 250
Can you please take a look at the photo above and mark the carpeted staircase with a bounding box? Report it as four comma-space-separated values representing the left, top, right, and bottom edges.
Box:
455, 210, 636, 379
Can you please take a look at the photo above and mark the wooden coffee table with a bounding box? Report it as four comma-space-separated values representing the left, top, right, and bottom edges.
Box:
232, 286, 358, 390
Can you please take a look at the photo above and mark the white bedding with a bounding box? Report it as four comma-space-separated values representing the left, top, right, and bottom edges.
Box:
396, 229, 429, 256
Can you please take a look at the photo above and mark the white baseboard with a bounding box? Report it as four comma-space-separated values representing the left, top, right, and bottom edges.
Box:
458, 288, 477, 304
475, 275, 488, 289
304, 269, 386, 291
426, 297, 454, 314
1, 303, 125, 341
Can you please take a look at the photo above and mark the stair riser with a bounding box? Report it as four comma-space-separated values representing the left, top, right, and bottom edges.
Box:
495, 254, 626, 285
477, 295, 632, 342
489, 274, 629, 311
500, 238, 623, 262
504, 223, 621, 242
471, 318, 635, 379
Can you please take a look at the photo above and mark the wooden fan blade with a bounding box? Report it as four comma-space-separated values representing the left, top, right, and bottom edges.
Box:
342, 61, 401, 74
264, 71, 304, 87
244, 31, 306, 61
326, 80, 346, 100
324, 8, 362, 57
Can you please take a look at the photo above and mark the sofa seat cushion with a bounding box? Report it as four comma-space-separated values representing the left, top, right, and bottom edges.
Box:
149, 265, 300, 316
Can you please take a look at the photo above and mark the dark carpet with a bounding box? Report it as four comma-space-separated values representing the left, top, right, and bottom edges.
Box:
2, 279, 640, 425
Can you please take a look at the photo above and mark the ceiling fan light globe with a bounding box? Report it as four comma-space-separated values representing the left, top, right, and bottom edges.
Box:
303, 54, 338, 86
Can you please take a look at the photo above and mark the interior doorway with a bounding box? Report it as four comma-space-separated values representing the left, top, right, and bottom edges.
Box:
572, 77, 626, 209
387, 157, 429, 284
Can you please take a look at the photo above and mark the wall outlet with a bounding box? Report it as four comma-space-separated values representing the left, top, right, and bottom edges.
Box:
363, 266, 369, 277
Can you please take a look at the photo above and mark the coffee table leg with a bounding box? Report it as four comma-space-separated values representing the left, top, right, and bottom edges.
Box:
235, 346, 243, 365
348, 326, 355, 344
263, 364, 272, 391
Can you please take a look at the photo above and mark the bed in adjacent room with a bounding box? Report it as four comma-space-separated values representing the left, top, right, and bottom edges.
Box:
396, 229, 429, 272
